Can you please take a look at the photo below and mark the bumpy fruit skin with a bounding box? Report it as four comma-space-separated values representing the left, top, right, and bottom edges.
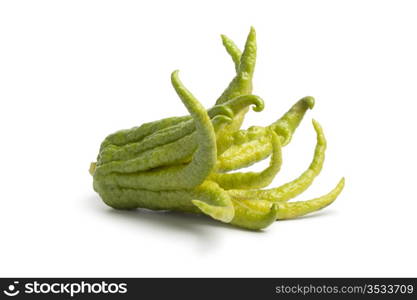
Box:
90, 27, 345, 230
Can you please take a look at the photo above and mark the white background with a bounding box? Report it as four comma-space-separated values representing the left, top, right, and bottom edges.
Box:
1, 0, 416, 277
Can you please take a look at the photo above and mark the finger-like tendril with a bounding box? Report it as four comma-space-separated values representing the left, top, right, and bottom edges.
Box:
215, 27, 257, 156
229, 198, 278, 230
216, 27, 256, 105
228, 119, 326, 201
209, 131, 282, 190
221, 34, 241, 71
275, 178, 345, 219
269, 96, 315, 146
222, 94, 264, 114
216, 135, 271, 172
